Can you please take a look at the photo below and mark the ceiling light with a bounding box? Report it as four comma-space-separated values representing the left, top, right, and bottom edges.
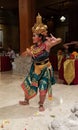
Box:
1, 6, 3, 9
60, 16, 66, 22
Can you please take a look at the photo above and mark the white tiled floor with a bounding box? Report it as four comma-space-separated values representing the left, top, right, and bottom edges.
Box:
0, 71, 78, 130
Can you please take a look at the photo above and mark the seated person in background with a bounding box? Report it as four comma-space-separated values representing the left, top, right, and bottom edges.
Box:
7, 45, 16, 62
63, 41, 78, 58
63, 41, 78, 53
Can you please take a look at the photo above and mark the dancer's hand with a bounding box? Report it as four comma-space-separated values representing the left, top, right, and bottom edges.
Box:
45, 36, 62, 51
21, 51, 27, 56
21, 48, 31, 57
46, 35, 62, 46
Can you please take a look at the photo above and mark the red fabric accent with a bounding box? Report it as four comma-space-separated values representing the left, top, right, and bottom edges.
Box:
39, 89, 47, 96
21, 83, 36, 99
59, 58, 78, 85
0, 56, 12, 71
49, 54, 58, 71
31, 82, 38, 87
73, 60, 78, 84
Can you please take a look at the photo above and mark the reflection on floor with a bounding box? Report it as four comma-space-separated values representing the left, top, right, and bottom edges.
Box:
0, 71, 78, 130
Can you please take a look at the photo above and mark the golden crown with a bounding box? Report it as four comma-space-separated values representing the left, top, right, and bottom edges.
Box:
32, 13, 48, 34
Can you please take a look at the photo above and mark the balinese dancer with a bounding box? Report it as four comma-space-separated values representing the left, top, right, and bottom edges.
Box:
19, 13, 62, 111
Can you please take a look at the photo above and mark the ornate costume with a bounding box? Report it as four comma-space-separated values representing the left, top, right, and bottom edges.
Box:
19, 13, 61, 111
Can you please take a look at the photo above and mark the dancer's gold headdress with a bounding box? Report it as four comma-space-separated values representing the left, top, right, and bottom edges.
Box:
32, 13, 48, 34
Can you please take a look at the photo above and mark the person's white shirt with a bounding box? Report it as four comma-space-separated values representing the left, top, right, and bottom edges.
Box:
7, 50, 16, 59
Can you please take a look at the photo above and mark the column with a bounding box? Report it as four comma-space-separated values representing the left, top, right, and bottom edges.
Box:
19, 0, 35, 54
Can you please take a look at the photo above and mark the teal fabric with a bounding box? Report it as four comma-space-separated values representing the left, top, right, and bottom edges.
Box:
23, 63, 55, 96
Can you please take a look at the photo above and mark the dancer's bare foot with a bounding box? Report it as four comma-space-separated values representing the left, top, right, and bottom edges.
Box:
19, 100, 29, 105
38, 101, 45, 111
39, 105, 45, 111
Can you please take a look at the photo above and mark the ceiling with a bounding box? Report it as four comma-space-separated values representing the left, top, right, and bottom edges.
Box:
0, 0, 78, 17
35, 0, 78, 17
0, 0, 18, 24
0, 0, 18, 10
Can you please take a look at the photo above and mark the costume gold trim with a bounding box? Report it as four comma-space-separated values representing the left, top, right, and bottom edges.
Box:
32, 13, 48, 34
64, 59, 75, 84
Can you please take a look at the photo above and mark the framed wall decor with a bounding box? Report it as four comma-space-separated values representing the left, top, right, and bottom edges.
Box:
0, 30, 3, 48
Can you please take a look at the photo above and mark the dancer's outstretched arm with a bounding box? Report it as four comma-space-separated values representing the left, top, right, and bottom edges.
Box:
45, 34, 62, 51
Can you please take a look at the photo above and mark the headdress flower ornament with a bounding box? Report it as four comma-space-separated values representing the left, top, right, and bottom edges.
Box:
32, 13, 48, 34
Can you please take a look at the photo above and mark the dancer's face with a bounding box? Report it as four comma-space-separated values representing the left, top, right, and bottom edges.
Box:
32, 33, 41, 44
